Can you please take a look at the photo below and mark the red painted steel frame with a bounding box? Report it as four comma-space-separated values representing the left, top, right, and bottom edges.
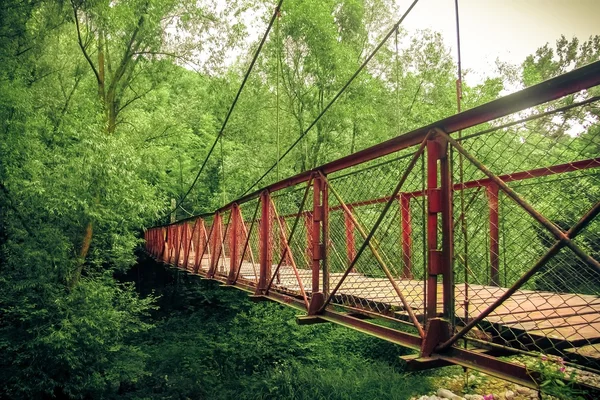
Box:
257, 191, 272, 294
228, 204, 240, 283
426, 139, 441, 322
144, 61, 600, 391
487, 183, 500, 286
309, 173, 328, 313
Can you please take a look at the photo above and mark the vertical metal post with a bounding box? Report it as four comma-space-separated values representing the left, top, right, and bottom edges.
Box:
228, 205, 240, 284
438, 137, 454, 319
312, 176, 322, 294
167, 226, 171, 263
322, 177, 329, 297
426, 139, 441, 322
167, 225, 175, 264
400, 194, 413, 279
161, 227, 167, 262
344, 207, 356, 267
183, 222, 192, 269
209, 213, 222, 277
174, 224, 182, 266
487, 183, 500, 286
193, 220, 204, 272
257, 191, 272, 293
151, 230, 155, 256
421, 133, 453, 356
309, 173, 327, 313
171, 225, 177, 264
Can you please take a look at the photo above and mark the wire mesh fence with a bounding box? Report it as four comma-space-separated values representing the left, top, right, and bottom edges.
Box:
145, 69, 600, 382
446, 95, 600, 369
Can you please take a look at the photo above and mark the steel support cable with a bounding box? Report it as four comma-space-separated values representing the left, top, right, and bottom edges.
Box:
276, 9, 281, 181
454, 0, 468, 351
240, 0, 421, 197
174, 0, 285, 214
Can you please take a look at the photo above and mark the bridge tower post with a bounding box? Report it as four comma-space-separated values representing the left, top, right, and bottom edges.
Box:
309, 172, 328, 314
422, 132, 454, 356
208, 212, 222, 278
257, 191, 272, 294
486, 183, 500, 286
228, 204, 240, 284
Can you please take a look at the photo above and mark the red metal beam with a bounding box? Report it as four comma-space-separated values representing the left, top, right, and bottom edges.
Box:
426, 139, 441, 322
309, 173, 326, 313
438, 136, 454, 320
257, 191, 272, 294
208, 213, 223, 277
487, 183, 500, 286
454, 157, 600, 190
229, 205, 240, 282
280, 157, 600, 219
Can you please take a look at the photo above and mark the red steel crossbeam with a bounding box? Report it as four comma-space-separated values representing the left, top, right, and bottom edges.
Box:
193, 219, 206, 273
208, 213, 223, 277
194, 218, 215, 274
241, 213, 259, 283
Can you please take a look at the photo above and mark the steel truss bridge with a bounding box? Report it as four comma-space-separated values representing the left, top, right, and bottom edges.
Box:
145, 61, 600, 392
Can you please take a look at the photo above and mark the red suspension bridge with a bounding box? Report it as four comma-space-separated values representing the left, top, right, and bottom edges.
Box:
145, 59, 600, 390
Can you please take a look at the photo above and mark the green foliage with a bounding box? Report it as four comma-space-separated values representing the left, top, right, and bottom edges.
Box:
0, 275, 155, 398
1, 0, 599, 398
118, 261, 429, 400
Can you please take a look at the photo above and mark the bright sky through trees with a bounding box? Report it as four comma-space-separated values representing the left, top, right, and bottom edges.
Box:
402, 0, 600, 83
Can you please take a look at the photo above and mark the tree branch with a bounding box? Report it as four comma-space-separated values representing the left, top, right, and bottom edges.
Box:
108, 13, 145, 96
71, 0, 100, 84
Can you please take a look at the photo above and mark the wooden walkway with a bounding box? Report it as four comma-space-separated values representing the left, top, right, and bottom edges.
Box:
180, 254, 600, 359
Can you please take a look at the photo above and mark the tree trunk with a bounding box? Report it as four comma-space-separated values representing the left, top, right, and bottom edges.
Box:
70, 221, 93, 288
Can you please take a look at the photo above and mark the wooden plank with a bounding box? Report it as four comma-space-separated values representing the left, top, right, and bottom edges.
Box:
231, 263, 600, 356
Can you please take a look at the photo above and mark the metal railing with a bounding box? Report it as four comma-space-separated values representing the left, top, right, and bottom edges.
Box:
144, 60, 600, 390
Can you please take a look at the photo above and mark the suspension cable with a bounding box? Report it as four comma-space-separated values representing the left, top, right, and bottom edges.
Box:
454, 0, 469, 363
395, 26, 400, 136
173, 0, 285, 214
220, 135, 225, 204
239, 0, 421, 197
276, 9, 281, 181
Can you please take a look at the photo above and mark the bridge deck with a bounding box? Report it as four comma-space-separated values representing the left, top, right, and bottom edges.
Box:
184, 256, 600, 359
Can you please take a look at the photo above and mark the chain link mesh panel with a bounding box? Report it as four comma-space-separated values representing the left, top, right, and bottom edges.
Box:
451, 97, 600, 370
